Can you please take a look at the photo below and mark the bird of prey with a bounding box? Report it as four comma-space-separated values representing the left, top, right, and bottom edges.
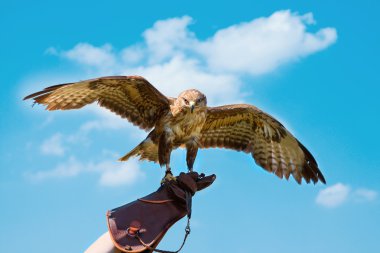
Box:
24, 75, 325, 184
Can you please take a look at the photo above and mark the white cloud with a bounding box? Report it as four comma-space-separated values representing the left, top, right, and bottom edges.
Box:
26, 156, 144, 187
316, 183, 377, 208
316, 183, 350, 208
121, 45, 145, 65
77, 105, 146, 141
45, 47, 58, 55
46, 10, 337, 106
79, 105, 131, 131
353, 188, 378, 202
99, 160, 143, 187
63, 43, 115, 68
37, 105, 145, 151
199, 10, 337, 75
143, 15, 196, 63
40, 133, 65, 156
27, 156, 82, 180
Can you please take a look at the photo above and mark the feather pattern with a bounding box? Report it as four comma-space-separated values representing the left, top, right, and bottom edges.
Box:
24, 76, 170, 130
200, 104, 326, 184
24, 76, 325, 184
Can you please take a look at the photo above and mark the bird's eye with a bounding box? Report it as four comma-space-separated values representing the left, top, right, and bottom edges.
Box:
196, 98, 202, 103
183, 98, 189, 105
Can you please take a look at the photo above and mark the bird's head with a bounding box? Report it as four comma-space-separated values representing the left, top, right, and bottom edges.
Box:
176, 89, 207, 113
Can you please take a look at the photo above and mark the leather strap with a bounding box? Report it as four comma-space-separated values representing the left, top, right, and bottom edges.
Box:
134, 190, 192, 253
138, 199, 174, 204
136, 217, 191, 253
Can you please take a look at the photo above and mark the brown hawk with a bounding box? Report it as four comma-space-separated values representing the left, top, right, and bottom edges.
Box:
24, 76, 325, 184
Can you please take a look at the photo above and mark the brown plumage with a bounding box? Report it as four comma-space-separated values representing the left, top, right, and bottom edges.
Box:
24, 75, 326, 184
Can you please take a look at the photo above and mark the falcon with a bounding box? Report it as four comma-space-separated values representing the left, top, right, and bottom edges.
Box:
24, 76, 326, 184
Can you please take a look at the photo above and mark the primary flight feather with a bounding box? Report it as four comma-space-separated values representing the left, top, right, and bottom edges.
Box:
24, 75, 325, 184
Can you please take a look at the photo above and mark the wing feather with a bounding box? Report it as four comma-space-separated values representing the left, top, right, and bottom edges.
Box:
24, 76, 170, 130
200, 104, 325, 184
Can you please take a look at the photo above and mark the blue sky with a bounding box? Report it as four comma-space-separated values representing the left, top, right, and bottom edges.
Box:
1, 1, 379, 252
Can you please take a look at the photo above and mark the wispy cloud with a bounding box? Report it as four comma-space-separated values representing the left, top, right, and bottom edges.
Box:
78, 105, 142, 134
316, 183, 377, 208
353, 188, 378, 202
40, 133, 65, 156
25, 156, 144, 187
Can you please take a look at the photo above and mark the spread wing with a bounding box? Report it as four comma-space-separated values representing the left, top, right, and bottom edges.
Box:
24, 76, 170, 130
200, 104, 325, 184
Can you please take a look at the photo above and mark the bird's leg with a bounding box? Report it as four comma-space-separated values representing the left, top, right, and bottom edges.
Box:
159, 132, 176, 183
186, 141, 198, 172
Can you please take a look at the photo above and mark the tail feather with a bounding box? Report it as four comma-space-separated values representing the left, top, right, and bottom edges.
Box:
119, 138, 159, 163
119, 145, 141, 161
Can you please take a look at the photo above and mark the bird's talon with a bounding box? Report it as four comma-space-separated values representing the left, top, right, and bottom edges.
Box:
161, 171, 176, 184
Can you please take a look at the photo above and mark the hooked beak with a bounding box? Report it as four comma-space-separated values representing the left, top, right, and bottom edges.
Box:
189, 101, 195, 113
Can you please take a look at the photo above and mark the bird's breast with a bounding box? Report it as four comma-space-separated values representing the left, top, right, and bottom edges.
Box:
166, 110, 207, 142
